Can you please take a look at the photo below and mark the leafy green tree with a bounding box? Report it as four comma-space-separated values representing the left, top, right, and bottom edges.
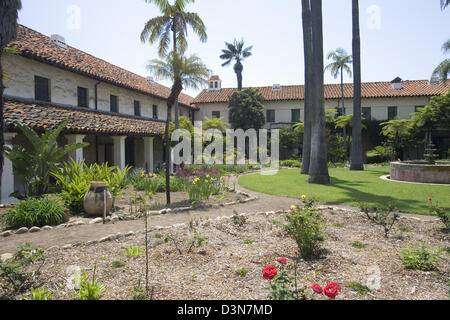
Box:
147, 52, 210, 204
4, 121, 88, 197
1, 0, 22, 193
350, 0, 364, 171
220, 39, 253, 91
308, 0, 330, 184
431, 39, 449, 82
228, 88, 265, 130
380, 119, 415, 159
202, 116, 228, 132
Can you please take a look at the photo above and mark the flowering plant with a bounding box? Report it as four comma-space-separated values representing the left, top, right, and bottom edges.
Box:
262, 251, 341, 300
428, 197, 449, 231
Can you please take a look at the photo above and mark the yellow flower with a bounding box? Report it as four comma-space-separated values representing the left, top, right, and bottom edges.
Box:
153, 174, 158, 179
290, 205, 297, 211
301, 195, 307, 201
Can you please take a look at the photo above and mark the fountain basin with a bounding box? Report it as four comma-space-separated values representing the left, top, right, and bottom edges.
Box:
390, 161, 450, 184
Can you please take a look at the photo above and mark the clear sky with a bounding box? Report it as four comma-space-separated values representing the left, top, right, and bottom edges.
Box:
17, 0, 450, 97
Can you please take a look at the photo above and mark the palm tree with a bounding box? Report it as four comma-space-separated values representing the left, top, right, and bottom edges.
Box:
324, 48, 352, 153
432, 39, 450, 82
441, 0, 450, 10
308, 0, 330, 185
141, 0, 207, 131
147, 52, 210, 204
220, 39, 253, 91
301, 0, 313, 175
350, 0, 364, 171
0, 0, 22, 194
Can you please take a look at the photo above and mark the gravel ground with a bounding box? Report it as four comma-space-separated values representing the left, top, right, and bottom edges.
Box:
5, 205, 449, 300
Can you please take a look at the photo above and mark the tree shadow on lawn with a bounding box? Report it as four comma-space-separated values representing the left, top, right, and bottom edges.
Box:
323, 176, 426, 214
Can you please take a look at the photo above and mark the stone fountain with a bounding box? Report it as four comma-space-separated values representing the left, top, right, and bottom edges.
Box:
389, 140, 450, 184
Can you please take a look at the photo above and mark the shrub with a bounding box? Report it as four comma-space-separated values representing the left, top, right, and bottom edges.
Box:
4, 197, 65, 228
128, 170, 188, 193
132, 285, 147, 300
428, 200, 449, 231
73, 268, 105, 300
4, 121, 88, 197
188, 176, 222, 201
52, 159, 131, 214
365, 144, 397, 164
283, 204, 324, 260
359, 202, 399, 238
400, 244, 440, 271
25, 287, 53, 300
125, 246, 145, 258
280, 159, 302, 168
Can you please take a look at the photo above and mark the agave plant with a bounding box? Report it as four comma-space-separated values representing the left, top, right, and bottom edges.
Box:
4, 120, 88, 197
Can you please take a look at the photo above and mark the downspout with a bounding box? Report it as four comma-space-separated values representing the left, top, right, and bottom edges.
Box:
94, 81, 101, 163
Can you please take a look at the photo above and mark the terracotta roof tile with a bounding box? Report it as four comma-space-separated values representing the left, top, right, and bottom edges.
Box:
193, 81, 450, 104
4, 98, 165, 136
9, 25, 195, 108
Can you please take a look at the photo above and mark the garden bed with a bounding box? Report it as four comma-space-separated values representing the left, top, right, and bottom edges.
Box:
3, 205, 448, 300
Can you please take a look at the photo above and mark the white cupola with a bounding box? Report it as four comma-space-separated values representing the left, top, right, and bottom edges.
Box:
208, 75, 222, 92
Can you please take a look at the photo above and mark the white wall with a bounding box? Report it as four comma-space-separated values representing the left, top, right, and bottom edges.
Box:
2, 54, 193, 121
194, 95, 431, 127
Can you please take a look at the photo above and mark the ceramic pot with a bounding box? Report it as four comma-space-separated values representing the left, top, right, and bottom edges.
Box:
83, 181, 113, 216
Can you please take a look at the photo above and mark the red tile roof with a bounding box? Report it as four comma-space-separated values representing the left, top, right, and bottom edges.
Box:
4, 98, 165, 137
193, 81, 450, 104
8, 25, 195, 108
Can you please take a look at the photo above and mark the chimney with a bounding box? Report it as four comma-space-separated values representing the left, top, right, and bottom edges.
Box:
146, 76, 155, 86
390, 77, 402, 90
272, 84, 281, 91
51, 34, 67, 50
207, 75, 222, 92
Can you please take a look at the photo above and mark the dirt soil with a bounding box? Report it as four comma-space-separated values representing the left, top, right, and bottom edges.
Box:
3, 203, 449, 300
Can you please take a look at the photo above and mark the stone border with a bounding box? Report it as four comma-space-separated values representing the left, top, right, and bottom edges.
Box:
0, 189, 258, 238
380, 175, 450, 186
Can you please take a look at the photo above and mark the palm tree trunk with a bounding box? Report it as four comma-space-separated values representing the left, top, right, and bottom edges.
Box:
237, 70, 243, 91
301, 0, 313, 175
172, 29, 180, 132
350, 0, 364, 171
308, 0, 330, 185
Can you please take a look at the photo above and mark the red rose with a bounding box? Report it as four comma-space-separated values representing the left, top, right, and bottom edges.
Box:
309, 283, 323, 294
262, 265, 277, 280
428, 197, 432, 201
277, 257, 287, 264
323, 282, 342, 299
294, 250, 299, 255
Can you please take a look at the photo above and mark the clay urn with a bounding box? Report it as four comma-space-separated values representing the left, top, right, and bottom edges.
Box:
83, 181, 113, 216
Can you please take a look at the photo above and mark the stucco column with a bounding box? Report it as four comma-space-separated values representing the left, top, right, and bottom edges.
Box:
65, 134, 86, 164
112, 136, 127, 170
143, 137, 155, 173
1, 133, 18, 204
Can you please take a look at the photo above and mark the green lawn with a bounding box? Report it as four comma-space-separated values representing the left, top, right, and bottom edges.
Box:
239, 167, 449, 215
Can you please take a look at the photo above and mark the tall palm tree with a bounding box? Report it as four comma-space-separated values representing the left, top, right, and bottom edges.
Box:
325, 48, 352, 153
432, 39, 450, 82
350, 0, 364, 171
301, 0, 313, 175
147, 52, 210, 204
308, 0, 330, 185
441, 0, 450, 10
0, 0, 22, 193
220, 39, 253, 91
141, 0, 207, 131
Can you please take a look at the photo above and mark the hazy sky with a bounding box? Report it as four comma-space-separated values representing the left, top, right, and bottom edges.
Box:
18, 0, 450, 97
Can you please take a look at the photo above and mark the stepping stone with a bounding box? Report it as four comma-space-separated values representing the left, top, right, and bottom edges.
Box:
89, 218, 103, 225
42, 226, 53, 231
1, 231, 12, 237
29, 227, 41, 233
